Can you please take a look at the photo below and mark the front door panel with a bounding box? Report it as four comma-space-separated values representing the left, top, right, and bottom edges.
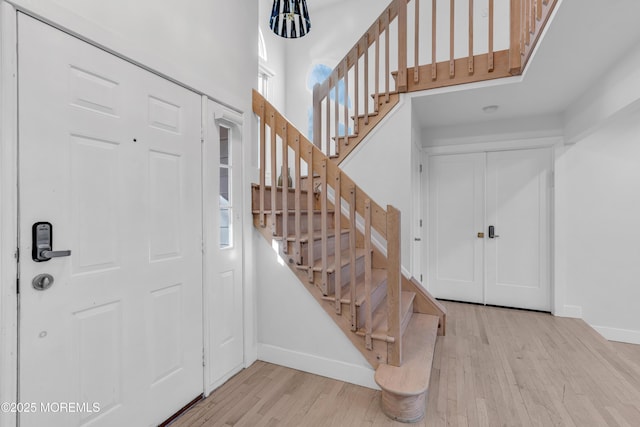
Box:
18, 15, 203, 426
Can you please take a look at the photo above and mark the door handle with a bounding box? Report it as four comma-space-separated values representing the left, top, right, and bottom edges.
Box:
488, 225, 500, 239
32, 222, 72, 262
40, 250, 72, 259
414, 238, 421, 241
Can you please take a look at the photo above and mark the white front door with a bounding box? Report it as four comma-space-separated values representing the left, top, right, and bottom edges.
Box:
18, 15, 203, 427
428, 148, 552, 311
204, 101, 245, 394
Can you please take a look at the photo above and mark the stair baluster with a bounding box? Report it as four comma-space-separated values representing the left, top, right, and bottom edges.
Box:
281, 122, 289, 253
364, 199, 373, 350
294, 134, 302, 263
320, 159, 328, 295
349, 186, 357, 331
334, 172, 342, 314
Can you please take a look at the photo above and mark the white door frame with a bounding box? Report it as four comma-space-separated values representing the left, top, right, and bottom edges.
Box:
0, 3, 19, 426
411, 140, 424, 283
0, 6, 255, 425
202, 99, 247, 395
424, 136, 565, 315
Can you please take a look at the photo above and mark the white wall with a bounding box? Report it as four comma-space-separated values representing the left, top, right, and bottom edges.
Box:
556, 40, 640, 344
341, 98, 413, 269
563, 19, 640, 144
562, 106, 640, 344
254, 236, 378, 389
259, 2, 287, 111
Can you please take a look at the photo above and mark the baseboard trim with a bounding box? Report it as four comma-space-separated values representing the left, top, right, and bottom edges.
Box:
257, 344, 379, 390
592, 325, 640, 345
558, 305, 583, 318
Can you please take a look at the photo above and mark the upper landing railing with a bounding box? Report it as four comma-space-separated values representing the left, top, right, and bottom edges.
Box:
312, 0, 558, 161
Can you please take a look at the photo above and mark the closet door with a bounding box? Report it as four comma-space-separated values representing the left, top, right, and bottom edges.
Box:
428, 153, 485, 304
485, 149, 552, 311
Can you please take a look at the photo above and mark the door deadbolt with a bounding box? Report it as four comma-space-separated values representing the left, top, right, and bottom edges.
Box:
32, 222, 72, 262
32, 273, 54, 291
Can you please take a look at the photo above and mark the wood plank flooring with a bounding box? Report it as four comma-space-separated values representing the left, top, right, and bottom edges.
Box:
170, 302, 640, 426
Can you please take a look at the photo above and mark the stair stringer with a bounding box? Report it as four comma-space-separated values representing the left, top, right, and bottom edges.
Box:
253, 226, 389, 380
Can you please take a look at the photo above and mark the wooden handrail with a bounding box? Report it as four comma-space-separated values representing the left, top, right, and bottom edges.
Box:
254, 89, 405, 362
255, 91, 389, 240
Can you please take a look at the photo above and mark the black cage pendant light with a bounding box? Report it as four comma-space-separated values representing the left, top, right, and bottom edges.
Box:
270, 0, 311, 39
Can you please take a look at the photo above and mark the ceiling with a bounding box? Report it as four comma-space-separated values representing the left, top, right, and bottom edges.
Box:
306, 0, 346, 12
412, 0, 640, 129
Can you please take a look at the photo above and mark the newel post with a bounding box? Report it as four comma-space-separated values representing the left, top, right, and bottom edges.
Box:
386, 205, 402, 366
396, 0, 408, 92
509, 0, 523, 75
312, 83, 322, 148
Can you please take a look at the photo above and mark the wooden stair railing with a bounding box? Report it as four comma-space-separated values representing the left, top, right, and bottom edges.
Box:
313, 0, 558, 165
252, 90, 447, 421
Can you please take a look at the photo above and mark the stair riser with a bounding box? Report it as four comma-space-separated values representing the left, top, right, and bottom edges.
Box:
401, 299, 414, 337
355, 279, 388, 329
252, 186, 311, 211
301, 232, 350, 265
273, 211, 335, 236
321, 253, 366, 295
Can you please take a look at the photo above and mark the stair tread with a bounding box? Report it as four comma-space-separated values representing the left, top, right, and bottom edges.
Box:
281, 229, 350, 243
347, 269, 387, 306
323, 268, 387, 306
374, 313, 440, 396
310, 248, 366, 273
357, 291, 415, 338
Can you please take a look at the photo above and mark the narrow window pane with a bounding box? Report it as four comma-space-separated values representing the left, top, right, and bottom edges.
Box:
220, 168, 230, 205
220, 127, 229, 165
220, 208, 231, 248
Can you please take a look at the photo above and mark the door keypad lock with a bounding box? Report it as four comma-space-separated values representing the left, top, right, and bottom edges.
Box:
32, 222, 72, 262
488, 225, 500, 239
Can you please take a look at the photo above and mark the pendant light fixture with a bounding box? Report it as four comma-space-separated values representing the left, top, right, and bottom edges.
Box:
270, 0, 311, 39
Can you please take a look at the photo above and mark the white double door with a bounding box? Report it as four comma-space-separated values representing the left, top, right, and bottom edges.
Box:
428, 148, 552, 311
18, 14, 244, 427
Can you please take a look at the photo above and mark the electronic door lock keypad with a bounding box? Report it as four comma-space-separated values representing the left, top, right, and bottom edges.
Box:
32, 222, 72, 262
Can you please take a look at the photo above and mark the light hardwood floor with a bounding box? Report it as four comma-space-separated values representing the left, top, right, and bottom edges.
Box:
170, 302, 640, 426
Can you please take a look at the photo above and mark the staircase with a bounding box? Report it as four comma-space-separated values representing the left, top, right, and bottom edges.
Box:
252, 0, 559, 421
311, 0, 558, 165
252, 90, 446, 422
